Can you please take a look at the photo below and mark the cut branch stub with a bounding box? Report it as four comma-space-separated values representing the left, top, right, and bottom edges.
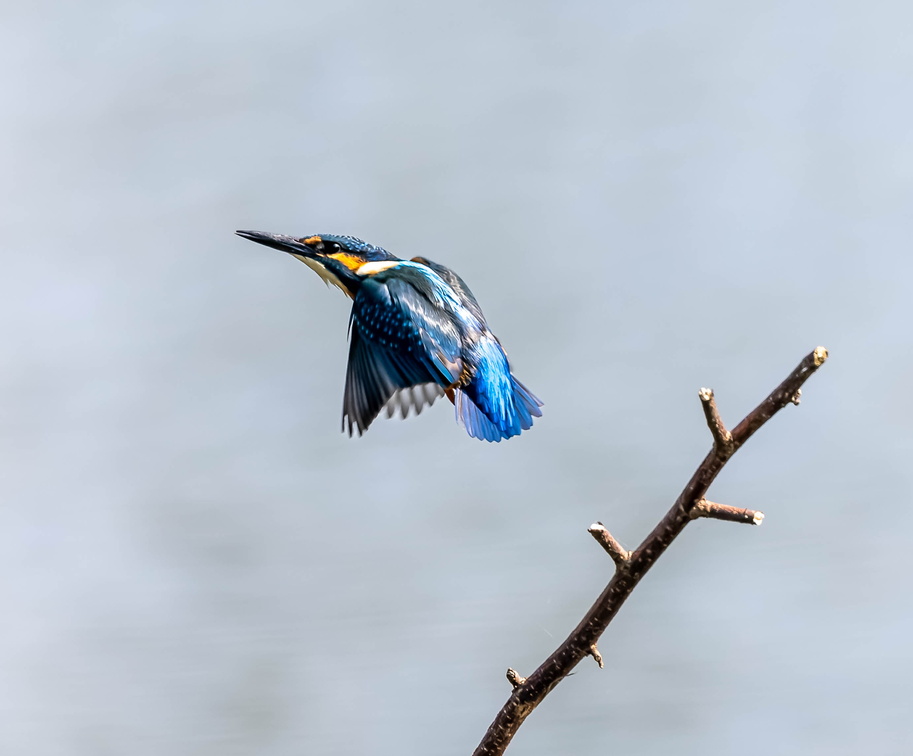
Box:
588, 645, 604, 669
588, 522, 630, 567
505, 669, 526, 689
699, 387, 734, 452
690, 499, 764, 525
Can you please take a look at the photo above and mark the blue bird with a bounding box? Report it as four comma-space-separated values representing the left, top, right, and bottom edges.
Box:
235, 230, 543, 442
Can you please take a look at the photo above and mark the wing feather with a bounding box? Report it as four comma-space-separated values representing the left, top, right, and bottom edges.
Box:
383, 384, 445, 419
343, 276, 463, 435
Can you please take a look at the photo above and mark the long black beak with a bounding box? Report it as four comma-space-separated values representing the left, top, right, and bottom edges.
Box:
235, 230, 316, 257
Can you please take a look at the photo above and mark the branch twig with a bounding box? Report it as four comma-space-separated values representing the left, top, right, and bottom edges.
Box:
587, 522, 630, 566
690, 499, 764, 525
472, 346, 828, 756
699, 387, 733, 452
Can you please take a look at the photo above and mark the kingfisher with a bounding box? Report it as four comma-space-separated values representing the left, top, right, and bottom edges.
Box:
235, 230, 542, 442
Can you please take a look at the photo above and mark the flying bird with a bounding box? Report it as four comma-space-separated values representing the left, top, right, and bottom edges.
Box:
236, 230, 542, 442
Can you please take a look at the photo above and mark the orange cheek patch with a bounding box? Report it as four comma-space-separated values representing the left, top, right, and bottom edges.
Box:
329, 252, 364, 271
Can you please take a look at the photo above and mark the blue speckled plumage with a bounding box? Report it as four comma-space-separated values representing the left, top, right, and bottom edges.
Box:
235, 230, 542, 441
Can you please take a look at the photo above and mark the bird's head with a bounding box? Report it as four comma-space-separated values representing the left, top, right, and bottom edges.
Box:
236, 230, 400, 298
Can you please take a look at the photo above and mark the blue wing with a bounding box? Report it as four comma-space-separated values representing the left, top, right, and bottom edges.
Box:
342, 276, 464, 436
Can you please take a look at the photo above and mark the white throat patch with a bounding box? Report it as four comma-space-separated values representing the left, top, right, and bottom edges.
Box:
293, 254, 350, 295
356, 261, 400, 277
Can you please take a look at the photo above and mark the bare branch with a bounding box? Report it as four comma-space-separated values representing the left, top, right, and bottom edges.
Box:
472, 347, 828, 756
690, 499, 764, 525
588, 522, 630, 567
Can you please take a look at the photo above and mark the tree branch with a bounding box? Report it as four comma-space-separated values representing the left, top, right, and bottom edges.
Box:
472, 346, 828, 756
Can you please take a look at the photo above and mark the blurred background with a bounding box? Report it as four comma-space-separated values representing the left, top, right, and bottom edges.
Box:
2, 1, 911, 754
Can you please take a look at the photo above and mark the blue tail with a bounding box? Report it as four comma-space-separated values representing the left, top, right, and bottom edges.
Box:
454, 339, 543, 442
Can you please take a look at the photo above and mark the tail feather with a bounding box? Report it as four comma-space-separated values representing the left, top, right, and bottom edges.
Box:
510, 377, 544, 429
455, 375, 543, 442
455, 390, 505, 442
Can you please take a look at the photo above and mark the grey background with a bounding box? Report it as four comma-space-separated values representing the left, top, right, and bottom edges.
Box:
2, 1, 911, 754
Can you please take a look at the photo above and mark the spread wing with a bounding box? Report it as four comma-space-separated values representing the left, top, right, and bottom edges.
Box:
343, 276, 463, 436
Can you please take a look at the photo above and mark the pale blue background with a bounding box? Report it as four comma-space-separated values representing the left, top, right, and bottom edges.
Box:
2, 1, 911, 754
